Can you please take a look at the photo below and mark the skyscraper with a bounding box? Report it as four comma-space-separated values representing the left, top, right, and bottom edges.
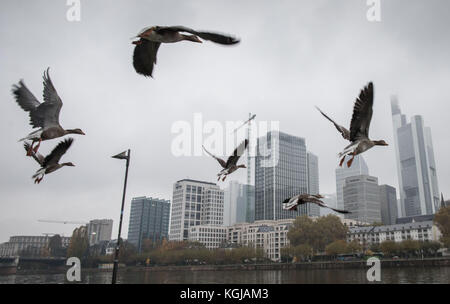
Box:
127, 197, 170, 252
379, 185, 398, 225
224, 181, 255, 226
343, 175, 381, 224
169, 179, 224, 241
307, 152, 320, 217
391, 97, 440, 217
335, 155, 369, 212
254, 131, 309, 220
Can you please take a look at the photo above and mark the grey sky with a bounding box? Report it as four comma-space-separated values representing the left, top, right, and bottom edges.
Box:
1, 0, 449, 242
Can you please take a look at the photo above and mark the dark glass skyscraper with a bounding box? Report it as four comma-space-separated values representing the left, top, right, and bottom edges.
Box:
255, 131, 309, 220
127, 197, 170, 252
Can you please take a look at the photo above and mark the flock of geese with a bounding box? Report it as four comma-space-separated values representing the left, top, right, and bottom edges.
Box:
11, 25, 388, 214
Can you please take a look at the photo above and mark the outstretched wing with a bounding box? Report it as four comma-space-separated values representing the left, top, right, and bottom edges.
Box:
315, 106, 350, 140
282, 196, 299, 211
23, 142, 44, 165
43, 138, 73, 167
133, 39, 161, 77
312, 199, 351, 214
202, 145, 227, 168
30, 68, 63, 129
12, 80, 42, 128
161, 26, 240, 45
349, 82, 374, 141
225, 139, 249, 168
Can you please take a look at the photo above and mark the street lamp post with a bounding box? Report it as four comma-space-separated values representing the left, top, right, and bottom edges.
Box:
111, 149, 131, 284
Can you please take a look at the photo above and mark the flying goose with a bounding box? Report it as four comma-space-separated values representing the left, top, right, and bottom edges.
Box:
12, 68, 85, 156
203, 139, 248, 182
24, 138, 75, 184
132, 25, 240, 77
316, 82, 388, 168
282, 194, 351, 214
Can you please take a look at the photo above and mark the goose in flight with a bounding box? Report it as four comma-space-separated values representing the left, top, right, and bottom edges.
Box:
203, 139, 248, 181
12, 68, 85, 156
24, 138, 75, 184
132, 25, 240, 77
316, 82, 388, 168
282, 194, 351, 214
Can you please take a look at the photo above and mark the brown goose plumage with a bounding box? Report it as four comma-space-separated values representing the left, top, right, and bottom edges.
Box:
282, 194, 351, 214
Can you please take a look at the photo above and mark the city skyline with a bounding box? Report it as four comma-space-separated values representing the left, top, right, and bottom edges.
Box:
1, 0, 450, 243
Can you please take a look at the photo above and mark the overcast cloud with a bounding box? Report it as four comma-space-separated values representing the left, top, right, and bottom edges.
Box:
0, 0, 449, 242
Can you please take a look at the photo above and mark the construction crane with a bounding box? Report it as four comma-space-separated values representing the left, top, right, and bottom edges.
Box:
38, 219, 88, 225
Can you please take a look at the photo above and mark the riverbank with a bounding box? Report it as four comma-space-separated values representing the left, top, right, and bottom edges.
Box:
3, 257, 449, 276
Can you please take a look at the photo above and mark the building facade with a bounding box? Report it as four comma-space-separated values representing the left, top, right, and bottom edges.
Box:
127, 197, 170, 252
379, 185, 398, 225
335, 155, 369, 212
391, 98, 440, 217
343, 175, 382, 224
169, 179, 224, 241
87, 219, 113, 246
307, 152, 320, 217
347, 221, 442, 246
224, 182, 255, 226
188, 225, 227, 249
255, 131, 309, 221
0, 235, 71, 257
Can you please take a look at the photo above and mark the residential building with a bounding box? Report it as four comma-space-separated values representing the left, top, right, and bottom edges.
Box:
347, 221, 442, 246
343, 175, 382, 224
188, 225, 227, 249
0, 235, 71, 257
127, 197, 170, 252
379, 185, 398, 225
87, 219, 113, 246
169, 179, 224, 241
391, 97, 440, 217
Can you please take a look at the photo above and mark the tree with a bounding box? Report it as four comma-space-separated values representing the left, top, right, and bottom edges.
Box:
434, 206, 450, 247
380, 240, 399, 257
293, 244, 313, 261
420, 241, 441, 257
401, 240, 420, 257
346, 240, 362, 254
287, 215, 348, 253
325, 240, 347, 256
48, 235, 63, 257
67, 226, 89, 259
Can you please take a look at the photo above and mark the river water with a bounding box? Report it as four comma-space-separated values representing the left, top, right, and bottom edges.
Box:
1, 267, 449, 284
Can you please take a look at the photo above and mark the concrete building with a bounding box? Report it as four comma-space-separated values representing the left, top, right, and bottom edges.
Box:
224, 182, 255, 226
87, 219, 113, 246
127, 197, 170, 252
255, 131, 312, 221
391, 98, 440, 217
188, 225, 227, 249
0, 235, 71, 257
379, 185, 398, 225
347, 221, 442, 246
226, 219, 294, 261
335, 155, 369, 213
396, 214, 434, 224
169, 179, 224, 241
343, 175, 382, 224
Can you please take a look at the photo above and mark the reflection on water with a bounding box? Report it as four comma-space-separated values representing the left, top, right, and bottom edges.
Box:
1, 267, 449, 284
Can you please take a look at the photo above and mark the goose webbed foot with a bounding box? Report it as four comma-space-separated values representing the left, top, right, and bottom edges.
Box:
222, 175, 227, 182
33, 139, 42, 153
27, 142, 34, 157
339, 156, 346, 167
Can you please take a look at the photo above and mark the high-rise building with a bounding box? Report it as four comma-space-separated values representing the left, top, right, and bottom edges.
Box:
254, 131, 309, 220
343, 175, 381, 224
127, 197, 170, 252
379, 185, 398, 225
224, 182, 255, 226
391, 97, 440, 217
169, 179, 224, 241
335, 155, 369, 212
87, 219, 113, 246
307, 152, 320, 217
319, 193, 337, 217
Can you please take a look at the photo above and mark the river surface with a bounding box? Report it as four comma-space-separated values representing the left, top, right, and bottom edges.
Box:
1, 267, 449, 284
